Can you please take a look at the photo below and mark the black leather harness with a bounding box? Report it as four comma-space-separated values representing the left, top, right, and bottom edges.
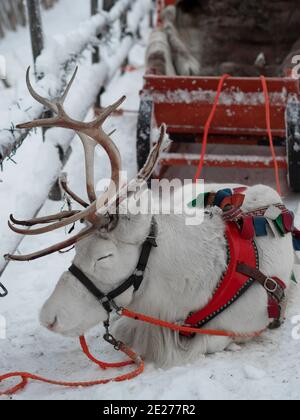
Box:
0, 282, 8, 298
68, 219, 158, 314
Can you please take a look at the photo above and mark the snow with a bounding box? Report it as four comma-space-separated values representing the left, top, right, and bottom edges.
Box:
161, 152, 287, 166
243, 365, 267, 380
142, 87, 291, 107
0, 0, 147, 163
0, 0, 300, 401
0, 0, 150, 273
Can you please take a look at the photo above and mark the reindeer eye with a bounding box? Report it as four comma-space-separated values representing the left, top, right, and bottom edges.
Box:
97, 254, 113, 262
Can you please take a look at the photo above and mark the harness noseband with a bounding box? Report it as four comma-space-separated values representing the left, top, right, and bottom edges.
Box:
68, 219, 158, 314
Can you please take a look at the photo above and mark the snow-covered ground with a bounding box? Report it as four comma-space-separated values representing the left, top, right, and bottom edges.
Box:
1, 0, 300, 401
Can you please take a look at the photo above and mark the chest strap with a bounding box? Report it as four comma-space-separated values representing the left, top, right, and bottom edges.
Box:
182, 222, 259, 335
182, 221, 286, 338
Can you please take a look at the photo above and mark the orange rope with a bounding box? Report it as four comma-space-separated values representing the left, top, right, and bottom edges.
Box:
260, 76, 282, 196
0, 306, 265, 396
194, 74, 230, 182
122, 308, 265, 339
194, 74, 282, 195
0, 337, 143, 397
79, 336, 133, 370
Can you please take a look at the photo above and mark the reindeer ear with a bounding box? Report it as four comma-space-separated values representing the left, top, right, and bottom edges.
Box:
113, 189, 153, 245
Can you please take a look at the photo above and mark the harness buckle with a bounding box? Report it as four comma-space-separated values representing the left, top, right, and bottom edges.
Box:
103, 316, 122, 350
110, 300, 123, 316
103, 332, 122, 351
264, 277, 278, 294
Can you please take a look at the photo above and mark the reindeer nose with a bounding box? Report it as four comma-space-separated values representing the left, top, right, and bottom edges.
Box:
46, 316, 58, 331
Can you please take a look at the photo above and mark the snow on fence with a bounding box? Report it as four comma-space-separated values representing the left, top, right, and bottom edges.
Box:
0, 0, 58, 38
0, 0, 151, 274
0, 0, 148, 165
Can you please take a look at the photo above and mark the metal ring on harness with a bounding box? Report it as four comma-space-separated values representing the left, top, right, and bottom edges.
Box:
264, 278, 279, 294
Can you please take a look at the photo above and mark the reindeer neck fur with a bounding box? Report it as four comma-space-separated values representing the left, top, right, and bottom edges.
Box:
114, 209, 228, 365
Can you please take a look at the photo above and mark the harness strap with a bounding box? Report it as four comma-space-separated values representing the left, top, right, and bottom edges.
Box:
0, 282, 8, 298
237, 263, 286, 322
69, 219, 158, 313
107, 231, 158, 302
236, 263, 286, 303
69, 265, 111, 312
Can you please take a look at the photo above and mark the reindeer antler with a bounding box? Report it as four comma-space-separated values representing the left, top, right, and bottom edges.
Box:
19, 66, 124, 207
5, 68, 168, 262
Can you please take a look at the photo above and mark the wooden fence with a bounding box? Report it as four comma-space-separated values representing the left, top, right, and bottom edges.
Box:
0, 0, 58, 38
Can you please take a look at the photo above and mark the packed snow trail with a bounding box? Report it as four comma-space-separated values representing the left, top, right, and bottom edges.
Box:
1, 0, 300, 401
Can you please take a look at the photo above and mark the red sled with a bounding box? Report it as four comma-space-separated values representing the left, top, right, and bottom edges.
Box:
136, 0, 300, 191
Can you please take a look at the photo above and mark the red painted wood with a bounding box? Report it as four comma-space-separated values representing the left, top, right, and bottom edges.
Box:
144, 75, 300, 138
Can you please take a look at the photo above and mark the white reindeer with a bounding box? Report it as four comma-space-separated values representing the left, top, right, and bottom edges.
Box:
6, 69, 295, 368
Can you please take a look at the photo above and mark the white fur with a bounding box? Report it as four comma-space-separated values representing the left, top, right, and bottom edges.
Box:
40, 185, 294, 367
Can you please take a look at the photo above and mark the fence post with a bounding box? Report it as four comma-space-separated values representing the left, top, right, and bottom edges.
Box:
149, 0, 156, 29
25, 1, 61, 200
26, 0, 44, 74
91, 0, 100, 65
103, 0, 115, 11
91, 0, 115, 108
120, 8, 129, 75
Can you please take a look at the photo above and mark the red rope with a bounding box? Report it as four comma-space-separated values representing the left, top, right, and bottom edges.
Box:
79, 336, 133, 370
0, 306, 265, 396
0, 337, 143, 397
260, 76, 282, 196
194, 74, 230, 182
194, 74, 282, 195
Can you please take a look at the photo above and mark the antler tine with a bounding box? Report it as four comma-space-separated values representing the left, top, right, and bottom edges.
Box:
60, 66, 78, 105
17, 67, 79, 130
93, 96, 126, 126
76, 133, 97, 203
7, 200, 99, 235
6, 126, 167, 237
60, 173, 89, 208
95, 125, 169, 218
139, 124, 169, 181
9, 211, 80, 227
8, 68, 125, 250
4, 226, 95, 262
25, 67, 59, 114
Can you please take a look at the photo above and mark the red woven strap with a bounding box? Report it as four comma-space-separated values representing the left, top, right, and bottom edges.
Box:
241, 216, 255, 240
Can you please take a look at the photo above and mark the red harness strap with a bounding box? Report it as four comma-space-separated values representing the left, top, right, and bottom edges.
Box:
183, 222, 259, 333
183, 221, 287, 335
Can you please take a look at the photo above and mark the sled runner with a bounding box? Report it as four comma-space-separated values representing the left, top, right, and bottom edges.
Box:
137, 0, 300, 191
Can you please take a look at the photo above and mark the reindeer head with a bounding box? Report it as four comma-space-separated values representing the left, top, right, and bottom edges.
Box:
5, 68, 168, 337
